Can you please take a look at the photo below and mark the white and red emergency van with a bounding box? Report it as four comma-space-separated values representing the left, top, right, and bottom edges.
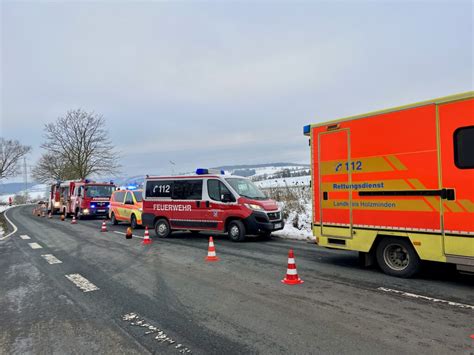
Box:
48, 179, 115, 219
142, 169, 284, 241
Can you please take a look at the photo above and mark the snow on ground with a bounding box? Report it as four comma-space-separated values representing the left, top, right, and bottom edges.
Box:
0, 184, 47, 203
255, 175, 310, 188
249, 165, 309, 178
274, 200, 314, 241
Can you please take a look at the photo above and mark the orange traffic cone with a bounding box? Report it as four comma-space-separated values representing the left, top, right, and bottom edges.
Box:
205, 236, 219, 262
126, 227, 133, 239
101, 220, 107, 232
71, 216, 77, 224
143, 227, 151, 245
41, 211, 46, 217
60, 214, 65, 221
281, 249, 304, 285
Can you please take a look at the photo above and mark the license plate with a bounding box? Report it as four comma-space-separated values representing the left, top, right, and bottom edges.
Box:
274, 223, 282, 229
97, 210, 106, 213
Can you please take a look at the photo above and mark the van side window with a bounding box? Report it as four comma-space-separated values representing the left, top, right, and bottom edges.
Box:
172, 180, 203, 200
208, 180, 232, 202
454, 126, 474, 169
124, 192, 133, 204
146, 181, 173, 198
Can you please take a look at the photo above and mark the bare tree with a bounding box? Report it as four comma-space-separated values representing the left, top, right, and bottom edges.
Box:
31, 152, 77, 183
0, 138, 32, 180
36, 109, 120, 181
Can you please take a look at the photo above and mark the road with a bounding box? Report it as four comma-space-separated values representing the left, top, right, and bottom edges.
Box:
1, 205, 473, 354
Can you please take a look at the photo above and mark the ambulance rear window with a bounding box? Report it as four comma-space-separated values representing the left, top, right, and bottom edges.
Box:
454, 126, 474, 169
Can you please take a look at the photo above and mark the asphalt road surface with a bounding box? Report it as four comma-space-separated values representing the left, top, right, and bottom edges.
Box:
1, 205, 473, 354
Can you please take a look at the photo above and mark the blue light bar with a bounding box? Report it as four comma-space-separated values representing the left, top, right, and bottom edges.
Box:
303, 125, 311, 135
196, 168, 224, 175
196, 168, 208, 175
126, 184, 138, 190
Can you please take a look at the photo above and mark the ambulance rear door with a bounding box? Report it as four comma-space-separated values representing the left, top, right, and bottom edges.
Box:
318, 128, 352, 238
439, 98, 474, 263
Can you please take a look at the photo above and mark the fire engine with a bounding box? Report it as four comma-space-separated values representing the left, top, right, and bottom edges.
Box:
142, 169, 284, 241
48, 179, 116, 219
304, 91, 474, 277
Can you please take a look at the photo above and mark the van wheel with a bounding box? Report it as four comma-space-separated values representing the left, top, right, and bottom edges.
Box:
228, 220, 246, 242
376, 237, 420, 278
130, 214, 138, 229
111, 213, 118, 225
154, 219, 171, 238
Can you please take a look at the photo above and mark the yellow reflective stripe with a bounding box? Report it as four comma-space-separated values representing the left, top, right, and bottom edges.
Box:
323, 199, 433, 212
458, 200, 474, 213
385, 155, 408, 171
320, 156, 393, 175
444, 201, 464, 213
407, 179, 440, 212
321, 179, 411, 192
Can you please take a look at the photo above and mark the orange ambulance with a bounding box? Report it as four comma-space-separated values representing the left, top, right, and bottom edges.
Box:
304, 92, 473, 277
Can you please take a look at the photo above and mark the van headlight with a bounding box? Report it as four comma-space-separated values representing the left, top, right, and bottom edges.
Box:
82, 208, 90, 215
244, 203, 264, 211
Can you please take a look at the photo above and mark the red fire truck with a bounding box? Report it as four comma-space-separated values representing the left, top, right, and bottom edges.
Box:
142, 169, 284, 241
48, 179, 116, 219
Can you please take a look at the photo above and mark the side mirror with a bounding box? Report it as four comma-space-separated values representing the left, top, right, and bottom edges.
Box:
221, 193, 233, 203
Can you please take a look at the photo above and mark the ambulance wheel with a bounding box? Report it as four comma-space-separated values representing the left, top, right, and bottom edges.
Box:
111, 212, 118, 225
228, 220, 246, 242
130, 214, 138, 229
154, 219, 171, 238
376, 237, 420, 278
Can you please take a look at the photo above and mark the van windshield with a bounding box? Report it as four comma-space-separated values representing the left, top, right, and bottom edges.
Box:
86, 185, 115, 198
133, 191, 143, 202
225, 178, 267, 200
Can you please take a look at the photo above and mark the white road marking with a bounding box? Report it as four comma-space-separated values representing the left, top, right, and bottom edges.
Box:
20, 235, 31, 240
65, 274, 99, 292
377, 287, 474, 310
0, 207, 18, 240
41, 254, 62, 264
122, 313, 191, 353
114, 231, 144, 239
28, 242, 43, 249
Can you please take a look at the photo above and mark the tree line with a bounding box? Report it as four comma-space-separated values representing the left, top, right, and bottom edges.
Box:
1, 109, 120, 185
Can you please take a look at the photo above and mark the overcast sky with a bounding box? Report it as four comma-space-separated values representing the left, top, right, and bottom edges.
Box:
1, 0, 472, 180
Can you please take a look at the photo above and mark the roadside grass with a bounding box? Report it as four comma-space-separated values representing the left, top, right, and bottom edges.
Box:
0, 209, 10, 236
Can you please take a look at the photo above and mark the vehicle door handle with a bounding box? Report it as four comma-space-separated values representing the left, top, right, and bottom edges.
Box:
206, 201, 210, 208
196, 201, 201, 208
323, 192, 328, 201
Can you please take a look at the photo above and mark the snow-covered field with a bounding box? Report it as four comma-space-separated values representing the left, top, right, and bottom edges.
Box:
255, 175, 310, 188
0, 184, 47, 203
